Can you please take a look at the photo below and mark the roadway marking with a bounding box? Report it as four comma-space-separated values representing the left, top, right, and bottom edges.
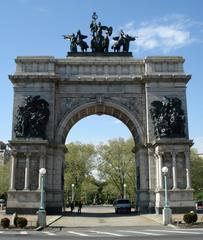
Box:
43, 231, 56, 236
119, 230, 164, 236
90, 230, 125, 236
68, 231, 89, 236
175, 228, 203, 231
147, 229, 202, 234
20, 231, 28, 234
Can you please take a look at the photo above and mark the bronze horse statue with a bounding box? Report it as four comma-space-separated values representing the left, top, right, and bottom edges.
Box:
91, 31, 110, 53
112, 31, 136, 52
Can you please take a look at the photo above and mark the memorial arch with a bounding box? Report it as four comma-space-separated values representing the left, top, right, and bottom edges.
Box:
6, 53, 195, 214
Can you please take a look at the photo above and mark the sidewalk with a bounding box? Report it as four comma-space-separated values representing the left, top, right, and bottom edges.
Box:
49, 206, 203, 228
0, 210, 61, 228
1, 207, 203, 228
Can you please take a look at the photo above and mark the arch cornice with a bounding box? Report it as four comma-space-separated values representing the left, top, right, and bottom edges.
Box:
55, 100, 145, 145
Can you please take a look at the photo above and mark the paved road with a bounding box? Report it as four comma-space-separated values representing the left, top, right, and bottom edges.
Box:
0, 226, 203, 239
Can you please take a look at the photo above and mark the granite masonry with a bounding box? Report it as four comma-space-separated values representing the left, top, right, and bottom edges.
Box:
7, 53, 194, 214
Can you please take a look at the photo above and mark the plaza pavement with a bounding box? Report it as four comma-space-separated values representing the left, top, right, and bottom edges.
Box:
1, 206, 203, 228
48, 206, 203, 228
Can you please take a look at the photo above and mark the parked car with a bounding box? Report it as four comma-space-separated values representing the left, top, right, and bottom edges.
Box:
114, 199, 131, 213
196, 200, 203, 211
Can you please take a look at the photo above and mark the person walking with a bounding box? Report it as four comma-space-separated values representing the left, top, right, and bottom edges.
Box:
78, 201, 82, 214
70, 201, 74, 213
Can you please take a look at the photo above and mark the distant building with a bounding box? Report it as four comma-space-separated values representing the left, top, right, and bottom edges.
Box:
0, 141, 11, 166
198, 153, 203, 159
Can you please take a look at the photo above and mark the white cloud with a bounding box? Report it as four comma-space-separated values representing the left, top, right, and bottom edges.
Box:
118, 14, 203, 53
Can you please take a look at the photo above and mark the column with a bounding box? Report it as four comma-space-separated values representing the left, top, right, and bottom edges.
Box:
158, 153, 163, 189
172, 152, 177, 189
185, 151, 192, 189
10, 152, 17, 190
38, 154, 45, 190
155, 153, 159, 190
24, 153, 30, 190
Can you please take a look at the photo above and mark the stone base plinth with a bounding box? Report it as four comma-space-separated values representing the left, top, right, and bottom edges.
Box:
6, 190, 63, 215
155, 189, 195, 214
6, 190, 40, 214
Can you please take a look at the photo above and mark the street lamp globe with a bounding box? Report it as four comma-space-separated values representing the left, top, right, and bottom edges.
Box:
162, 166, 168, 175
123, 183, 127, 199
39, 168, 46, 175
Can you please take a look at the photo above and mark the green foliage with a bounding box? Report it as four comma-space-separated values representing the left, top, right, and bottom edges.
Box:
97, 137, 136, 201
16, 217, 28, 228
80, 176, 98, 204
0, 162, 10, 197
64, 142, 96, 203
190, 148, 203, 199
64, 138, 136, 205
100, 182, 120, 204
183, 212, 198, 224
1, 217, 10, 228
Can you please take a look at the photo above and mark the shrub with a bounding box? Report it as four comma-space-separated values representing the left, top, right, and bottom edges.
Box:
1, 217, 10, 228
183, 212, 198, 224
16, 217, 28, 228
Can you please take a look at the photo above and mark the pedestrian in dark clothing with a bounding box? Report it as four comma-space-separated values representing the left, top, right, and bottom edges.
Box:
70, 201, 74, 213
78, 201, 82, 214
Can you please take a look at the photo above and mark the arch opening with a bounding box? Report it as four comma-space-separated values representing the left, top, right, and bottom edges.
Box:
63, 114, 138, 214
56, 101, 145, 146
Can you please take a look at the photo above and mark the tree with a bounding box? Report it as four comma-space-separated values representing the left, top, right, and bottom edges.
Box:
97, 137, 136, 201
0, 162, 10, 198
80, 176, 98, 204
64, 142, 96, 203
191, 148, 203, 199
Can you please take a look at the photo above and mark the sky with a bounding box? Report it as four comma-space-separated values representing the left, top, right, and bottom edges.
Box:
0, 0, 203, 152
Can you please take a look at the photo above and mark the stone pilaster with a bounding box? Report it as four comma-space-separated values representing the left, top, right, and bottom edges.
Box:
158, 153, 163, 189
10, 151, 17, 190
24, 153, 31, 190
185, 151, 192, 189
38, 154, 45, 190
172, 151, 177, 189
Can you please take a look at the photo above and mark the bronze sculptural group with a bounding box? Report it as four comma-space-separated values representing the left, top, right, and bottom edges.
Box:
63, 30, 89, 52
150, 96, 185, 138
63, 12, 136, 53
15, 96, 50, 138
90, 12, 113, 52
112, 30, 136, 52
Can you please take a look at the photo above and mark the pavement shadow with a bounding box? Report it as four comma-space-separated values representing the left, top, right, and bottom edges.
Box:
62, 211, 138, 218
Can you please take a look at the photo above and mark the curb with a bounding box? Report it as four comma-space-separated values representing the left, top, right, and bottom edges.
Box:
34, 215, 63, 231
46, 215, 63, 227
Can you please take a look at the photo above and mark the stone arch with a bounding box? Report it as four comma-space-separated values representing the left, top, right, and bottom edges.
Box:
55, 100, 145, 145
7, 55, 194, 215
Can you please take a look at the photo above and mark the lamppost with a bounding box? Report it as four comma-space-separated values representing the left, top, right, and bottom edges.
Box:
37, 168, 46, 228
71, 183, 75, 202
162, 166, 172, 225
123, 183, 127, 199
